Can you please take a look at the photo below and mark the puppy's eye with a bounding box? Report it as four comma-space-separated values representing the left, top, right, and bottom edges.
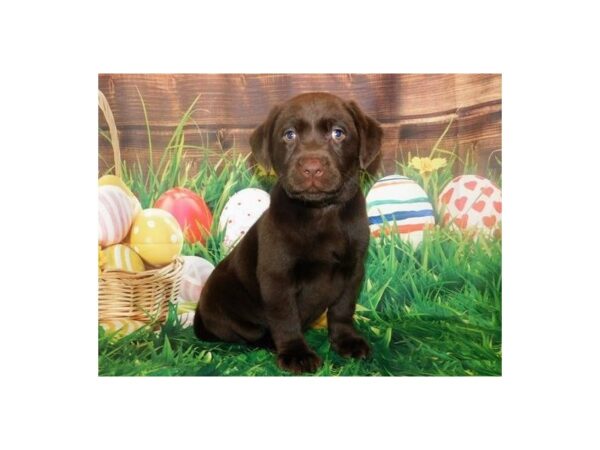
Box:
331, 127, 345, 141
283, 129, 296, 141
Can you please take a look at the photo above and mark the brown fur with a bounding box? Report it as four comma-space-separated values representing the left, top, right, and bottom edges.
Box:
194, 92, 383, 373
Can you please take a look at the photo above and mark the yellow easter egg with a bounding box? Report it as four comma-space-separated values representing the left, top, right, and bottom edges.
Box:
128, 208, 183, 267
98, 174, 142, 216
98, 245, 105, 275
102, 244, 146, 273
100, 319, 146, 339
99, 174, 134, 196
311, 311, 328, 329
177, 302, 197, 314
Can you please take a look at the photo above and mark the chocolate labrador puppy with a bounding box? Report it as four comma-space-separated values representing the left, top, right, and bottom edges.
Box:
194, 92, 383, 373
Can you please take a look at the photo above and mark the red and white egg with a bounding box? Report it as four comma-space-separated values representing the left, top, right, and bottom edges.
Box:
219, 188, 270, 251
154, 187, 213, 245
438, 175, 502, 236
98, 185, 135, 247
177, 255, 215, 303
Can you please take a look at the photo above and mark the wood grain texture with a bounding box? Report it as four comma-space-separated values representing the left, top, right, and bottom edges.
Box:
98, 74, 501, 176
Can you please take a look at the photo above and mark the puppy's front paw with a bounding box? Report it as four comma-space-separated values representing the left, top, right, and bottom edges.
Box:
277, 349, 322, 374
332, 335, 371, 359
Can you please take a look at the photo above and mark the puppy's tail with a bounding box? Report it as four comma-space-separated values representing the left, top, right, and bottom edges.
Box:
193, 311, 219, 342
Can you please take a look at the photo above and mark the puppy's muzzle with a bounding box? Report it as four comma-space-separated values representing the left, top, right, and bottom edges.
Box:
297, 156, 328, 180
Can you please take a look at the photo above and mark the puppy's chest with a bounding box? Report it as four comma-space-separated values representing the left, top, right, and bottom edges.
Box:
291, 226, 357, 282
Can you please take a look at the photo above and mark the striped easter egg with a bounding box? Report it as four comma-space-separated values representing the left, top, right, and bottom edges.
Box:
366, 174, 435, 247
99, 319, 146, 339
176, 303, 197, 328
102, 244, 146, 273
98, 174, 142, 217
177, 256, 215, 303
98, 185, 135, 247
178, 311, 196, 328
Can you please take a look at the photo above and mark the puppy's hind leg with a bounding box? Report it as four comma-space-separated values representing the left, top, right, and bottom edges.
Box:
193, 270, 267, 345
192, 310, 220, 342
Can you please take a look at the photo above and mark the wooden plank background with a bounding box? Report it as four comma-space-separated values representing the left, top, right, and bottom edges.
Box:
98, 74, 501, 176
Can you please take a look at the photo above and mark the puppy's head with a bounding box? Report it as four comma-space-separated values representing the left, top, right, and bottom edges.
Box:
250, 92, 383, 204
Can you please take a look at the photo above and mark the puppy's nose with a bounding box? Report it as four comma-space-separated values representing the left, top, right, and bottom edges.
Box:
298, 158, 324, 178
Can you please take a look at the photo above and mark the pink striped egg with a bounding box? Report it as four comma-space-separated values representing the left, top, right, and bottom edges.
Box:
98, 185, 135, 247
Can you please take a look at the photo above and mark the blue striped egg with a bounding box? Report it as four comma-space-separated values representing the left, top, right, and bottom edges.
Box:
365, 174, 435, 247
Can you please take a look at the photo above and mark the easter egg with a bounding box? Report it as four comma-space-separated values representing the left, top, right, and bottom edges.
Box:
154, 187, 212, 244
438, 175, 502, 235
177, 302, 197, 314
101, 244, 146, 273
100, 319, 146, 339
175, 302, 197, 328
98, 245, 105, 275
178, 311, 195, 328
366, 174, 435, 247
219, 188, 270, 250
98, 185, 135, 247
128, 208, 184, 267
98, 174, 142, 216
311, 311, 328, 329
177, 256, 215, 303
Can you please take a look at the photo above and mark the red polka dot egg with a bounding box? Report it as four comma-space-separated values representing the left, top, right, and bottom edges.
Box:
438, 175, 502, 235
154, 187, 213, 245
219, 188, 270, 251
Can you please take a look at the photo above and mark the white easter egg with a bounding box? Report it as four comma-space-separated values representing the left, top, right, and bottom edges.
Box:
366, 174, 435, 247
438, 175, 502, 236
177, 256, 215, 303
219, 188, 270, 251
98, 185, 135, 247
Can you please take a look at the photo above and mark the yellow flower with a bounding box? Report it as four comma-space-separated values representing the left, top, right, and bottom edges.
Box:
409, 157, 447, 176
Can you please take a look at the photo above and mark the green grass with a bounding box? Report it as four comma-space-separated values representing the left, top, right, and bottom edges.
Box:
98, 97, 501, 376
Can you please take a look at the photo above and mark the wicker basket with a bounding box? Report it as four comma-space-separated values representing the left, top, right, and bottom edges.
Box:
98, 90, 183, 324
99, 258, 184, 322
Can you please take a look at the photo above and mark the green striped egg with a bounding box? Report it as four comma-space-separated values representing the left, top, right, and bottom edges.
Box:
366, 174, 435, 247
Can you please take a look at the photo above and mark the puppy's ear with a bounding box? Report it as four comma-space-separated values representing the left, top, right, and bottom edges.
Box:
346, 100, 383, 171
249, 104, 282, 171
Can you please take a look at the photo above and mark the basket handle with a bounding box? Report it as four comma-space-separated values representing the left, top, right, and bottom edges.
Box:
98, 90, 122, 178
